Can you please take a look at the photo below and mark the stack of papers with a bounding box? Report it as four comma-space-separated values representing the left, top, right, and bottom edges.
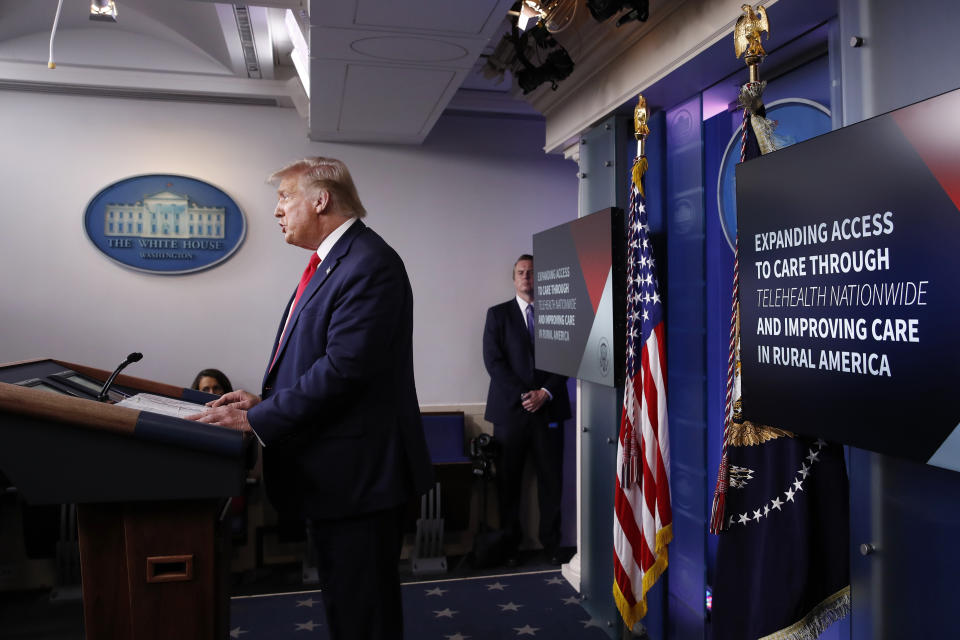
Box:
117, 393, 210, 419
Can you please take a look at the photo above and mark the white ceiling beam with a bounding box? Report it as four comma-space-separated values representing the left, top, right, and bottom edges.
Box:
248, 6, 275, 80
213, 2, 247, 76
0, 58, 293, 103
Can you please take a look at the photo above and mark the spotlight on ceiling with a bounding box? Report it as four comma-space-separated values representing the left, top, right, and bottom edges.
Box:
512, 23, 574, 94
90, 0, 118, 23
482, 18, 575, 94
514, 0, 578, 33
586, 0, 649, 27
517, 0, 544, 32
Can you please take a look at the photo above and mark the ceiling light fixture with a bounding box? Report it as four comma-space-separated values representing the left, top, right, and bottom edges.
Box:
586, 0, 649, 27
512, 23, 574, 94
517, 1, 543, 32
514, 0, 577, 33
90, 0, 118, 23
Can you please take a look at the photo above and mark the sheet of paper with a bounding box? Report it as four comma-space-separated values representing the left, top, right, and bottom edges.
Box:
117, 393, 209, 419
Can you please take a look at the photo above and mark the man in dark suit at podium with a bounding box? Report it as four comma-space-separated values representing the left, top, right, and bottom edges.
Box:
483, 254, 570, 566
190, 157, 432, 640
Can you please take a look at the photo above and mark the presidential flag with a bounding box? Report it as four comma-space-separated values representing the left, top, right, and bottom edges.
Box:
613, 156, 672, 629
710, 80, 850, 640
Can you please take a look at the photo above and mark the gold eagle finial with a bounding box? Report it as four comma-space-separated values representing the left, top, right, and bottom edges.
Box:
631, 94, 649, 194
633, 95, 649, 141
734, 4, 769, 60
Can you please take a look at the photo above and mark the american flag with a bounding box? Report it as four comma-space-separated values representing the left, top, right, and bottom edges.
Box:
612, 164, 672, 629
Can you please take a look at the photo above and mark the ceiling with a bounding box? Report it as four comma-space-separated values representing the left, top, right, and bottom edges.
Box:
0, 0, 533, 144
0, 1, 830, 149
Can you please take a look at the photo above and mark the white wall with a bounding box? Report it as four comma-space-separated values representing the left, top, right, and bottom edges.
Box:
0, 92, 577, 404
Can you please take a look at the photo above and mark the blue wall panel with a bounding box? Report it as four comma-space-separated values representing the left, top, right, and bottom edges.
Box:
665, 95, 707, 639
703, 106, 736, 586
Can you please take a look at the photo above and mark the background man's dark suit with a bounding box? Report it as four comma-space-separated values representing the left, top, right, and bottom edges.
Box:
483, 296, 570, 561
248, 219, 433, 638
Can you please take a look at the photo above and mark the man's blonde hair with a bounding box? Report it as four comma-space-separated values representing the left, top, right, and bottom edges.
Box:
268, 157, 367, 218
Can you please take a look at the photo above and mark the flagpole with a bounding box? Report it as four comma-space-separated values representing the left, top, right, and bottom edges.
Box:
709, 2, 770, 534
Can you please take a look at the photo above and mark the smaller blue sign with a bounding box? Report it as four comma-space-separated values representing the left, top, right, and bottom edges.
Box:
84, 174, 246, 274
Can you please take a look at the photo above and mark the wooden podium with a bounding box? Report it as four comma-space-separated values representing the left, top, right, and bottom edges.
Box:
0, 358, 255, 640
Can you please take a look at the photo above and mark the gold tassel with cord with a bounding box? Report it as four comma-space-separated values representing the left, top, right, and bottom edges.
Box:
632, 155, 648, 196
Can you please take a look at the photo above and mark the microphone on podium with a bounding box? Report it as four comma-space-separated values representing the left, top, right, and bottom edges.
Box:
97, 352, 143, 402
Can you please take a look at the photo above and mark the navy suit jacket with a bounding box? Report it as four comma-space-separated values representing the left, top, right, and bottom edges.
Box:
483, 299, 571, 425
248, 220, 433, 520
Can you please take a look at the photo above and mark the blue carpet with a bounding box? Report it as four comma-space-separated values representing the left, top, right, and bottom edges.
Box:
230, 569, 612, 639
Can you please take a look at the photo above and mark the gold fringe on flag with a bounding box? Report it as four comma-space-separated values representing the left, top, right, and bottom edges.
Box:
613, 523, 674, 629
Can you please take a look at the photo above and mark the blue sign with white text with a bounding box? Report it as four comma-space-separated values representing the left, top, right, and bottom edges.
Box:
737, 87, 960, 472
84, 174, 246, 274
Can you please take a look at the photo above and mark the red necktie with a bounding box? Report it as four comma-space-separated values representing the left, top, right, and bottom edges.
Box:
290, 252, 322, 316
270, 253, 321, 370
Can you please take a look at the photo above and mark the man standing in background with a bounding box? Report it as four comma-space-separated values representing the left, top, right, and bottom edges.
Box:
190, 157, 432, 640
483, 254, 570, 566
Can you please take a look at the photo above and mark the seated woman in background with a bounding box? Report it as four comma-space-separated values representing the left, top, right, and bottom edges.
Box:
191, 368, 233, 396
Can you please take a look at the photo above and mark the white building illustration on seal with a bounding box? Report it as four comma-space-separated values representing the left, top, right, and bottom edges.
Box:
104, 190, 225, 239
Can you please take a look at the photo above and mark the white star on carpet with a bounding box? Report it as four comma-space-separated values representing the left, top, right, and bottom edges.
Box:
562, 596, 580, 605
581, 618, 605, 628
445, 634, 471, 640
793, 478, 804, 492
752, 509, 763, 521
229, 627, 248, 638
785, 487, 796, 502
499, 602, 523, 612
296, 598, 320, 608
425, 587, 449, 596
514, 624, 540, 636
544, 576, 564, 585
486, 581, 508, 591
294, 620, 321, 631
771, 496, 783, 510
434, 608, 458, 618
738, 512, 750, 525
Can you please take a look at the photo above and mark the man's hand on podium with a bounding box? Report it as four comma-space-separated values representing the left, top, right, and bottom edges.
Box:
185, 389, 260, 433
210, 390, 261, 410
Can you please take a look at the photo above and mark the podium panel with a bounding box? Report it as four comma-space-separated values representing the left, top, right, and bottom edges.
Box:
0, 358, 255, 640
78, 501, 226, 640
